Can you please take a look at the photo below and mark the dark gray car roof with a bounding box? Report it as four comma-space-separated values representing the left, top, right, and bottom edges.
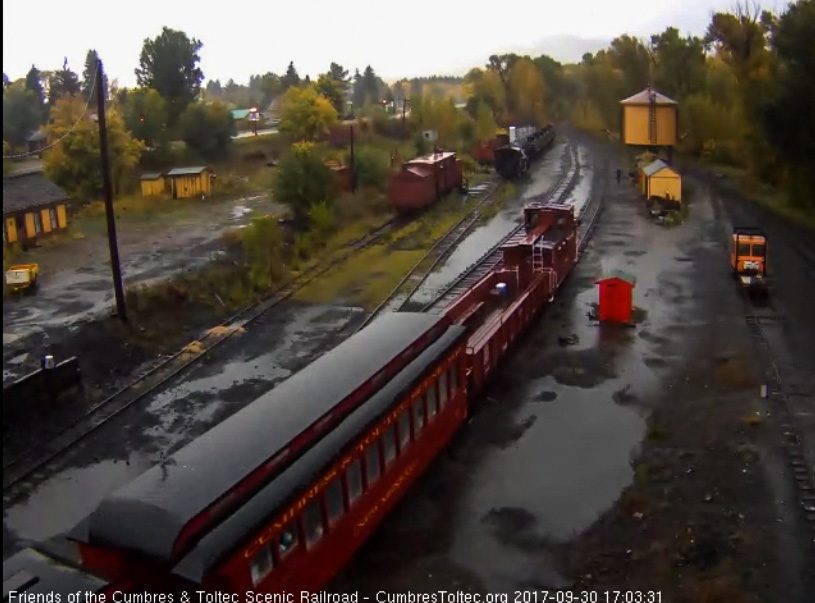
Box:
73, 312, 446, 563
172, 324, 467, 582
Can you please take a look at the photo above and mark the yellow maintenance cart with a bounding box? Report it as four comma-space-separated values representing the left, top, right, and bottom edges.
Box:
5, 263, 40, 294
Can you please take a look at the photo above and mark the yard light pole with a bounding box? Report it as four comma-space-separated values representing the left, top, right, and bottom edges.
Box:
96, 59, 127, 322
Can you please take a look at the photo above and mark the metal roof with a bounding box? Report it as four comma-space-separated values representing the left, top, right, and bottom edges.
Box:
73, 312, 447, 564
165, 167, 210, 177
620, 88, 677, 106
171, 324, 467, 582
140, 172, 164, 180
3, 172, 68, 215
407, 151, 457, 165
26, 130, 47, 142
597, 269, 637, 285
231, 109, 252, 120
642, 159, 671, 177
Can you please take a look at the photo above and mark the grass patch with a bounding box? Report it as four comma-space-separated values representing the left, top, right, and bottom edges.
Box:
293, 191, 489, 308
707, 163, 815, 231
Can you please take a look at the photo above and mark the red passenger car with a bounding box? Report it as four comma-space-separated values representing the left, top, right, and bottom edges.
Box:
387, 150, 464, 212
69, 313, 470, 594
6, 203, 581, 598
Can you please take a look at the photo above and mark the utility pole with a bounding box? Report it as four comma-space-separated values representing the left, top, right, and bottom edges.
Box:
96, 59, 127, 322
401, 98, 409, 130
349, 124, 357, 193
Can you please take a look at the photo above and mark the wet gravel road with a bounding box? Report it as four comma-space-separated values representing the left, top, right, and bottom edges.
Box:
3, 193, 281, 384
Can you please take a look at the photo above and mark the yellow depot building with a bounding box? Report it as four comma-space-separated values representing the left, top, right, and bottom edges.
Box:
3, 171, 70, 246
165, 166, 214, 199
620, 87, 678, 150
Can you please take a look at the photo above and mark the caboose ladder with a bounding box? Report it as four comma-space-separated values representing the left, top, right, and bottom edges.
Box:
532, 237, 544, 272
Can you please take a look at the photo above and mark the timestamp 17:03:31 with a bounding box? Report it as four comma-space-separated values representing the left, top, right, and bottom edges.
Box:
513, 591, 662, 603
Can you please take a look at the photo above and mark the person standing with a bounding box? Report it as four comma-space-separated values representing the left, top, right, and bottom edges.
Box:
616, 168, 622, 185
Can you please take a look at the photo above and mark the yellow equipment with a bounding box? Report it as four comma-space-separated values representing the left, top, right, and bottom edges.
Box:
730, 228, 769, 294
5, 263, 40, 293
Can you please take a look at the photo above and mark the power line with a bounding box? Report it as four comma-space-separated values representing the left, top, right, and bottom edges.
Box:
3, 62, 98, 160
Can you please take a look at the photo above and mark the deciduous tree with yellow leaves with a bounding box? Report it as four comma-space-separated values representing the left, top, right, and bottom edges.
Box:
44, 96, 142, 199
278, 84, 338, 142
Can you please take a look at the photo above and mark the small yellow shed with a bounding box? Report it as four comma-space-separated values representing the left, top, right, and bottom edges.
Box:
642, 159, 682, 202
140, 172, 166, 197
3, 171, 70, 245
165, 166, 214, 199
620, 87, 678, 147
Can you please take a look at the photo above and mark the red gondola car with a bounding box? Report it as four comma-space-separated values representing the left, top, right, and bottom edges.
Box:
387, 150, 463, 212
6, 203, 579, 598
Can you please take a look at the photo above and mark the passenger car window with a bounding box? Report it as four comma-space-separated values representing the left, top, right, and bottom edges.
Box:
277, 524, 298, 557
398, 408, 411, 449
250, 546, 273, 585
413, 396, 425, 432
303, 500, 324, 546
325, 479, 344, 523
346, 459, 363, 502
365, 441, 381, 484
438, 371, 448, 406
383, 426, 397, 464
427, 381, 438, 417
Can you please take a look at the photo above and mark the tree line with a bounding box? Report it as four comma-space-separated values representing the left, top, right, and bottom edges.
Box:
556, 0, 812, 210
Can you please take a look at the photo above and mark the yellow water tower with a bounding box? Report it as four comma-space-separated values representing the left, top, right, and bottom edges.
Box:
620, 86, 678, 159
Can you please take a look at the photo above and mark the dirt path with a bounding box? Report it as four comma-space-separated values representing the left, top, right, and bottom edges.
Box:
3, 192, 282, 383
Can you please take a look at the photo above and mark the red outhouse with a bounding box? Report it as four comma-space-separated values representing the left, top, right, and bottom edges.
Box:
596, 270, 637, 324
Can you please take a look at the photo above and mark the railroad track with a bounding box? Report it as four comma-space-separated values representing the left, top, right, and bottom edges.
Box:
2, 217, 401, 492
424, 144, 583, 313
354, 181, 504, 332
741, 291, 815, 546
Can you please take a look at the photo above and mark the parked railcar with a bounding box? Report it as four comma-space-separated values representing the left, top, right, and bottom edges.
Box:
6, 203, 580, 596
387, 150, 464, 212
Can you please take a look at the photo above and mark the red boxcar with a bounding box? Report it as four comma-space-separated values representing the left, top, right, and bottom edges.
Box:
387, 150, 463, 212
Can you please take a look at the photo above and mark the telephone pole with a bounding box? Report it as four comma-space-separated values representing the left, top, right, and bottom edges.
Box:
349, 124, 357, 193
96, 59, 127, 322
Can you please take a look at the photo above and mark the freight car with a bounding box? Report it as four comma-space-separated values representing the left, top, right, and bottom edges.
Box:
494, 124, 556, 179
386, 150, 464, 212
5, 202, 579, 598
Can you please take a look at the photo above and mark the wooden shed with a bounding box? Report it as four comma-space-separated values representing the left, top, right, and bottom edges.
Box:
140, 172, 166, 197
620, 87, 678, 148
641, 159, 682, 202
3, 172, 70, 245
165, 167, 214, 199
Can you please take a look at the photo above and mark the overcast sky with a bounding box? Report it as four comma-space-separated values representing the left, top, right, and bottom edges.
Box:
2, 0, 791, 88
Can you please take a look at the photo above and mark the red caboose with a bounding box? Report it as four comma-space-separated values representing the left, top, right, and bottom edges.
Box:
472, 134, 510, 165
387, 150, 463, 212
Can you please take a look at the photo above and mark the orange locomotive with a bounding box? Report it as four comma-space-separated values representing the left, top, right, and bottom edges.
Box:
4, 203, 578, 597
730, 226, 769, 295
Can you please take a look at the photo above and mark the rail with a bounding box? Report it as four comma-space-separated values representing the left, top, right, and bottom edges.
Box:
740, 285, 815, 541
2, 217, 401, 492
423, 145, 582, 314
354, 180, 503, 332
